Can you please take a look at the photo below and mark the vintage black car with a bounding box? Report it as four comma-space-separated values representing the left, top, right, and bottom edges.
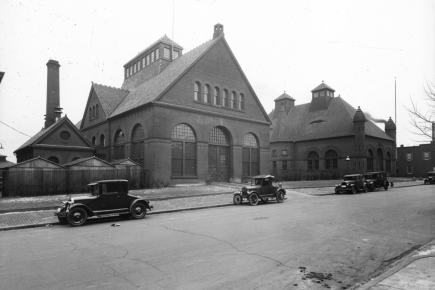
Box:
54, 180, 152, 226
233, 175, 286, 206
424, 171, 435, 184
364, 171, 392, 191
334, 174, 368, 194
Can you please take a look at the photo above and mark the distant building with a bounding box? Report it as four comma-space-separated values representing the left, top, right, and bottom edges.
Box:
396, 125, 435, 177
79, 24, 271, 183
269, 82, 397, 178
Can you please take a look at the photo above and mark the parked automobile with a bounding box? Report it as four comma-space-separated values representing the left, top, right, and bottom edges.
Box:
334, 174, 367, 194
364, 171, 392, 191
54, 179, 152, 226
233, 175, 286, 206
424, 171, 435, 184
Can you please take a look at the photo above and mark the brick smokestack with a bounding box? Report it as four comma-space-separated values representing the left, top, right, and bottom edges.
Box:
45, 60, 60, 128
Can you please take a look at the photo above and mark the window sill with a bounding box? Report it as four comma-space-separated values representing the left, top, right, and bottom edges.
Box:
193, 100, 245, 113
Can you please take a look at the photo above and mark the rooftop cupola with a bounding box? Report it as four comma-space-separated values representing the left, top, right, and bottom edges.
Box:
273, 91, 295, 119
309, 81, 334, 112
213, 23, 224, 39
353, 106, 366, 123
385, 117, 396, 130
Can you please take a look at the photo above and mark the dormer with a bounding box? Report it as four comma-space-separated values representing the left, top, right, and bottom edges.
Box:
123, 35, 184, 80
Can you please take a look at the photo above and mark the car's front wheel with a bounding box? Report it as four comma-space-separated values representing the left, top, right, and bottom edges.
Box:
276, 192, 285, 203
363, 185, 368, 193
58, 216, 68, 224
351, 186, 356, 195
248, 193, 259, 206
131, 203, 146, 219
67, 207, 88, 227
384, 184, 389, 191
233, 194, 242, 205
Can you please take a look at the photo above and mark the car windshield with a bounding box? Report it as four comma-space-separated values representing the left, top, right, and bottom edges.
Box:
364, 174, 373, 179
252, 179, 263, 186
344, 176, 357, 181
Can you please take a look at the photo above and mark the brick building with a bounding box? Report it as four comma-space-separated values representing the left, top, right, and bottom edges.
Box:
269, 82, 397, 179
79, 24, 271, 183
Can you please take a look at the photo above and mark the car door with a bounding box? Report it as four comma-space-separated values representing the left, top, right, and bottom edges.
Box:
99, 182, 130, 212
260, 178, 272, 196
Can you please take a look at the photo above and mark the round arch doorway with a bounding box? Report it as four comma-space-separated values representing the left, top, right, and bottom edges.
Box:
208, 127, 230, 182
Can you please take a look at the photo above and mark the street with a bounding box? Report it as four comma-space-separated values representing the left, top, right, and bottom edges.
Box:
1, 185, 435, 290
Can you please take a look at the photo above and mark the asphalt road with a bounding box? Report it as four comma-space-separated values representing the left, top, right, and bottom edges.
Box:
1, 185, 435, 290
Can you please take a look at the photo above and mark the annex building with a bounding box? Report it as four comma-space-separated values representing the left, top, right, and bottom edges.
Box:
79, 24, 271, 183
269, 82, 397, 179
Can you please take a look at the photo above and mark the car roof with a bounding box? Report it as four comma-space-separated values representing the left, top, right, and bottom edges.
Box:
365, 171, 385, 174
87, 179, 128, 186
251, 175, 275, 179
344, 174, 362, 177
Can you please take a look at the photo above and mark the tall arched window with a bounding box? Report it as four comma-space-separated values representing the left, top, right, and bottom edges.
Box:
242, 133, 259, 176
231, 92, 237, 108
214, 87, 220, 105
99, 134, 105, 147
194, 82, 200, 101
222, 89, 229, 107
367, 149, 374, 170
208, 127, 230, 181
88, 108, 92, 121
114, 130, 125, 160
131, 124, 145, 166
96, 104, 99, 118
376, 148, 384, 171
325, 150, 338, 169
172, 124, 196, 176
386, 152, 392, 172
93, 106, 96, 118
204, 85, 210, 103
48, 156, 59, 164
91, 136, 96, 146
239, 93, 245, 110
307, 151, 319, 170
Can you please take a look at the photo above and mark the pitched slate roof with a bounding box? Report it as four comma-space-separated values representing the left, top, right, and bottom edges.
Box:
124, 35, 183, 66
271, 97, 393, 142
311, 82, 335, 92
111, 37, 220, 117
92, 83, 130, 117
274, 92, 295, 101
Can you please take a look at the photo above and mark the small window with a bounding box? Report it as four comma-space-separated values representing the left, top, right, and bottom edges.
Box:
231, 92, 237, 108
214, 87, 220, 105
92, 136, 96, 145
320, 91, 325, 97
164, 47, 170, 59
138, 60, 141, 70
282, 160, 288, 170
194, 82, 200, 101
126, 68, 129, 78
406, 153, 413, 161
142, 57, 145, 68
173, 50, 179, 59
223, 89, 229, 107
272, 150, 277, 157
314, 92, 319, 98
146, 54, 150, 66
133, 63, 136, 73
96, 104, 99, 118
151, 51, 155, 63
423, 151, 431, 160
155, 48, 159, 60
272, 161, 277, 169
239, 93, 245, 110
204, 85, 210, 103
282, 150, 287, 156
407, 165, 414, 174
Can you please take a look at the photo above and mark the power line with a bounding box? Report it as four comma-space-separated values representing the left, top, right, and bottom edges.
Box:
0, 120, 32, 137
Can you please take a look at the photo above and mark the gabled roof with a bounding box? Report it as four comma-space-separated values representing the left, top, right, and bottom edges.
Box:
62, 156, 114, 167
15, 116, 94, 153
274, 92, 295, 101
311, 82, 335, 92
110, 158, 141, 166
8, 156, 66, 169
111, 37, 220, 117
92, 83, 130, 118
124, 35, 183, 66
271, 97, 393, 142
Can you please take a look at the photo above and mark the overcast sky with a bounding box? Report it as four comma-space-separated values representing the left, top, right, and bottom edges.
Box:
1, 0, 434, 162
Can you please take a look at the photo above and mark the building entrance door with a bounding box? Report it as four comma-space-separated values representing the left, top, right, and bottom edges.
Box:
208, 145, 229, 182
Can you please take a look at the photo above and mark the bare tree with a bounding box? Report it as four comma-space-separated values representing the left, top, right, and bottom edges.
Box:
406, 82, 435, 140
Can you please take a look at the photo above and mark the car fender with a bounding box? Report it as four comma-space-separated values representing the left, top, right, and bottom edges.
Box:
248, 191, 259, 196
131, 199, 152, 210
277, 189, 286, 195
384, 181, 390, 187
69, 203, 95, 217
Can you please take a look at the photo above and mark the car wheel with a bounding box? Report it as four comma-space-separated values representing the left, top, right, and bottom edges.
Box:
58, 216, 68, 224
370, 184, 375, 192
67, 207, 88, 227
248, 193, 259, 206
276, 192, 285, 203
262, 198, 269, 204
384, 185, 388, 191
131, 203, 146, 219
351, 186, 356, 195
233, 194, 242, 205
363, 185, 368, 193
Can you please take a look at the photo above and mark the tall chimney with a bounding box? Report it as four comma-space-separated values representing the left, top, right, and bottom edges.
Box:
45, 60, 60, 128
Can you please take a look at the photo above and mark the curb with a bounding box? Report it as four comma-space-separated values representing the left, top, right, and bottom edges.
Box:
356, 239, 435, 289
0, 203, 233, 232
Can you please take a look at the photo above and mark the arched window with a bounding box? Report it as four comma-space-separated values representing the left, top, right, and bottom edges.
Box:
204, 85, 210, 103
367, 149, 374, 171
172, 124, 196, 176
114, 129, 125, 160
223, 89, 229, 107
242, 133, 259, 176
93, 106, 96, 118
194, 82, 200, 101
214, 87, 220, 105
386, 152, 392, 172
307, 151, 319, 170
131, 124, 145, 166
231, 92, 237, 108
325, 150, 338, 169
376, 148, 384, 171
96, 104, 99, 118
239, 93, 245, 110
48, 156, 59, 164
91, 136, 96, 146
99, 134, 105, 147
208, 127, 230, 181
